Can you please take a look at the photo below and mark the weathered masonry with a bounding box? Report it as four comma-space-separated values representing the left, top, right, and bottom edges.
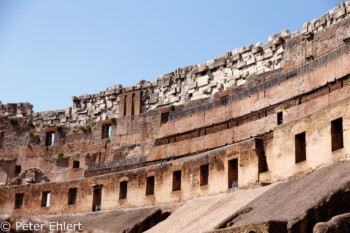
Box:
1, 2, 350, 232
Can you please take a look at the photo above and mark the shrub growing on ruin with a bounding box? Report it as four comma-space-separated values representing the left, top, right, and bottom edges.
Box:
57, 153, 64, 158
8, 118, 18, 125
79, 126, 91, 133
27, 121, 34, 127
79, 126, 87, 133
29, 130, 38, 137
110, 117, 116, 123
55, 126, 63, 132
169, 105, 175, 111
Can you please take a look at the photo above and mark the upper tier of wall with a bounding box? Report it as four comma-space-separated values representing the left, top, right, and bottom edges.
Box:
1, 1, 350, 128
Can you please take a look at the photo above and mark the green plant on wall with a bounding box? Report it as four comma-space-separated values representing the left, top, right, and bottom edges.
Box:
57, 153, 64, 158
8, 118, 18, 125
110, 117, 116, 123
79, 126, 91, 133
79, 126, 87, 133
55, 126, 63, 132
28, 121, 34, 127
29, 130, 38, 137
169, 105, 175, 111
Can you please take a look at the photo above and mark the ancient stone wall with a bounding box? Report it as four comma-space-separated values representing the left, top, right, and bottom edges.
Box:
1, 2, 350, 129
0, 140, 262, 215
2, 1, 350, 222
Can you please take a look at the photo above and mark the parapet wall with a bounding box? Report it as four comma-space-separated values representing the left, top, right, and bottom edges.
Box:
1, 2, 350, 129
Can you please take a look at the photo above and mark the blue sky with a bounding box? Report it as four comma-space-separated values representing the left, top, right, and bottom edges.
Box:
0, 0, 341, 112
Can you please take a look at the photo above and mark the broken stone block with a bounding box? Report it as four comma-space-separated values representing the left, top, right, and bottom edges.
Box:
237, 78, 246, 86
197, 75, 209, 87
263, 49, 274, 59
246, 57, 256, 66
273, 37, 284, 45
231, 52, 242, 62
149, 93, 159, 104
252, 46, 263, 54
168, 88, 176, 95
237, 61, 247, 69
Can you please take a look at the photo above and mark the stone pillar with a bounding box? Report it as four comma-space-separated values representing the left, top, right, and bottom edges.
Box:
126, 92, 133, 116
133, 90, 142, 115
118, 94, 126, 118
119, 91, 142, 117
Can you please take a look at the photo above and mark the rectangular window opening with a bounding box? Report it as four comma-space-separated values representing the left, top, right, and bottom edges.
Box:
15, 165, 21, 176
146, 176, 155, 195
68, 188, 77, 205
0, 132, 4, 148
161, 112, 170, 124
331, 118, 344, 152
73, 161, 80, 168
277, 112, 283, 125
119, 181, 128, 199
102, 124, 112, 139
41, 191, 50, 207
228, 159, 238, 189
92, 188, 102, 212
14, 193, 24, 209
172, 170, 181, 191
295, 132, 306, 163
200, 164, 209, 186
45, 132, 55, 146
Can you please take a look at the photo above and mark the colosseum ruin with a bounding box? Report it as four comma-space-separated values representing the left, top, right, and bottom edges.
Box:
1, 2, 350, 233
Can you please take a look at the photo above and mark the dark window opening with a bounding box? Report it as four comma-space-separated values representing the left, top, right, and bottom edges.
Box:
146, 176, 155, 195
331, 118, 344, 152
92, 188, 102, 212
295, 132, 306, 163
14, 193, 24, 209
172, 170, 181, 191
41, 191, 50, 207
102, 124, 111, 139
123, 96, 127, 117
74, 100, 81, 108
277, 112, 283, 125
68, 188, 77, 205
131, 93, 135, 116
119, 181, 128, 199
161, 112, 170, 124
45, 132, 55, 146
228, 159, 238, 188
15, 165, 21, 176
73, 161, 80, 168
200, 164, 209, 186
0, 132, 4, 148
